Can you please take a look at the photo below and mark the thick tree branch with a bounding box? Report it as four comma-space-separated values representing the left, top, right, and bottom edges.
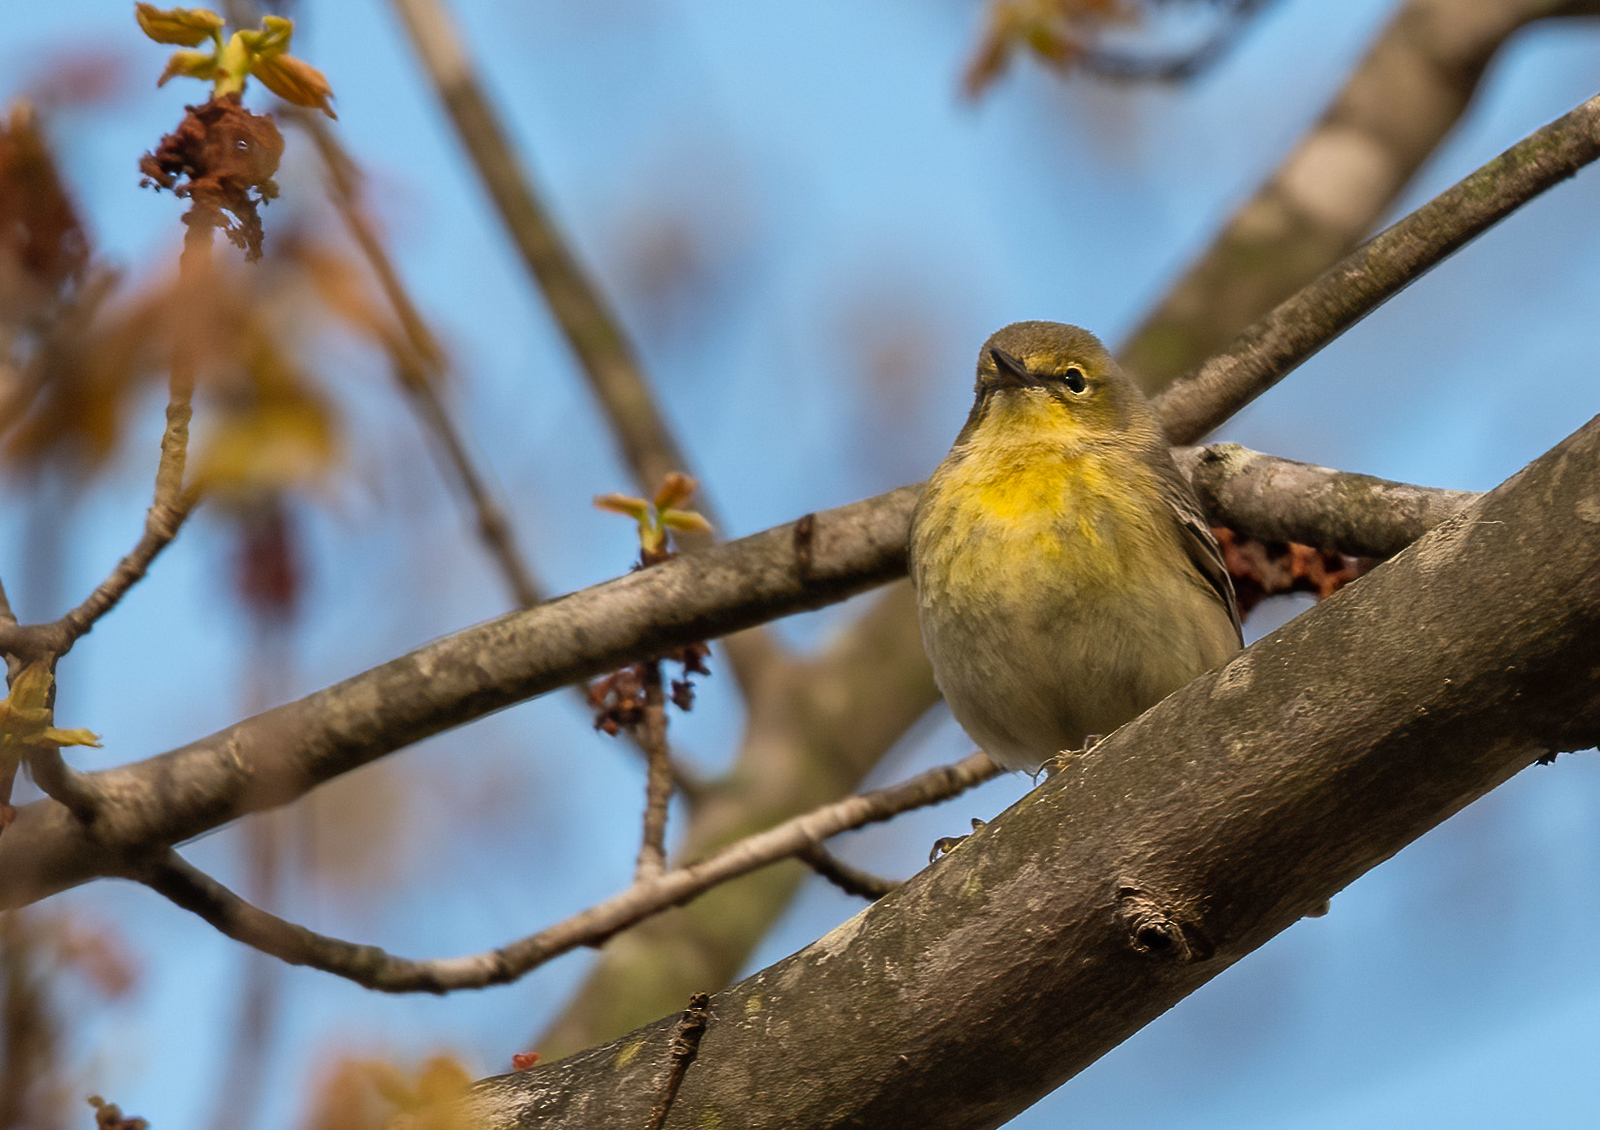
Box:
1121, 0, 1597, 391
0, 451, 1472, 911
127, 753, 997, 992
1153, 87, 1600, 444
462, 410, 1600, 1130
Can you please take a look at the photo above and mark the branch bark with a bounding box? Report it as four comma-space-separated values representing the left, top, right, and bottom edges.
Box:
1120, 0, 1599, 391
1153, 86, 1600, 444
461, 408, 1600, 1129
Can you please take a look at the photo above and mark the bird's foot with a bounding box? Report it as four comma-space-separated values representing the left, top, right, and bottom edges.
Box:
1036, 734, 1105, 780
928, 817, 988, 863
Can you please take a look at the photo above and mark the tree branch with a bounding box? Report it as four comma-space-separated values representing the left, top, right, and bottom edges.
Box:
795, 842, 900, 901
461, 409, 1600, 1129
52, 486, 198, 649
1153, 87, 1600, 445
385, 0, 700, 509
385, 0, 785, 697
127, 753, 997, 992
633, 667, 672, 883
1120, 0, 1596, 391
16, 226, 211, 657
291, 110, 545, 611
642, 994, 710, 1130
0, 450, 1473, 912
8, 80, 1586, 905
1171, 444, 1476, 558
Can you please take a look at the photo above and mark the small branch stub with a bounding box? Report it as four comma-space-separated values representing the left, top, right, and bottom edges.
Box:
1116, 885, 1213, 963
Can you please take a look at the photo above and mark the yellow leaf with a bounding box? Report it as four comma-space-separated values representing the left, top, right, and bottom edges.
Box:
135, 3, 224, 48
43, 727, 102, 748
251, 52, 336, 118
0, 663, 102, 763
594, 493, 651, 524
236, 14, 294, 57
659, 509, 712, 535
157, 48, 218, 88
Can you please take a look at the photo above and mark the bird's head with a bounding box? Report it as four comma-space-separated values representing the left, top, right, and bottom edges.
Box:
959, 321, 1152, 447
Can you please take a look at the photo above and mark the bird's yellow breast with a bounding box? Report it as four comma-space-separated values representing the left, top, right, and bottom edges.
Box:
916, 433, 1167, 599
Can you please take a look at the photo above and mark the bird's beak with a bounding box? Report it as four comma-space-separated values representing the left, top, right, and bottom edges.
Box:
982, 347, 1037, 391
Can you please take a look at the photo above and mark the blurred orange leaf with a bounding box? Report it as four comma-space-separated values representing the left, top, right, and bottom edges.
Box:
304, 1055, 474, 1130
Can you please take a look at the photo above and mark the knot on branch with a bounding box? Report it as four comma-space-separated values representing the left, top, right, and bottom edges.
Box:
1116, 885, 1213, 963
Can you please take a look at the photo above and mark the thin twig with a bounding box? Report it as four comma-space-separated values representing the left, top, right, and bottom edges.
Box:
291, 111, 544, 610
796, 843, 900, 901
49, 222, 215, 650
385, 0, 702, 509
1153, 89, 1600, 445
634, 665, 672, 882
1077, 0, 1276, 84
392, 355, 545, 609
54, 486, 199, 647
643, 992, 711, 1130
385, 0, 790, 696
128, 752, 999, 993
0, 574, 14, 628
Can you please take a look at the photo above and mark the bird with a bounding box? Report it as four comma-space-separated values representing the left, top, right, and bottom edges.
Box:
908, 320, 1241, 776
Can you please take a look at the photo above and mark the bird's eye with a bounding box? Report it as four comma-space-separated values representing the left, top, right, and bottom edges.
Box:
1062, 367, 1087, 394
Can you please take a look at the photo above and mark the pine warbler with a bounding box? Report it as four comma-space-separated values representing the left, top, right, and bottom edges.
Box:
909, 321, 1242, 773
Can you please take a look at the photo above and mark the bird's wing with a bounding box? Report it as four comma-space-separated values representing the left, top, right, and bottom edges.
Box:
1151, 453, 1243, 642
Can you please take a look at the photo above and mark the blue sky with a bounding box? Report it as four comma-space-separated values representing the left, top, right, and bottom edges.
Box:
5, 2, 1600, 1127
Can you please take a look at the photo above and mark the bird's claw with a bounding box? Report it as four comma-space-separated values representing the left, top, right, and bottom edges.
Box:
1036, 734, 1105, 781
928, 817, 988, 863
